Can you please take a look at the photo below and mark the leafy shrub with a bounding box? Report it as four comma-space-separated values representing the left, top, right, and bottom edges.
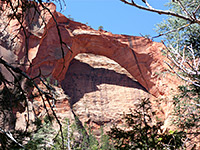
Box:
52, 118, 115, 150
22, 116, 55, 150
173, 85, 200, 131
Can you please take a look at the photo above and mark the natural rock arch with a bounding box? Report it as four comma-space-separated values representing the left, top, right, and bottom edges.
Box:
28, 7, 171, 97
0, 2, 177, 98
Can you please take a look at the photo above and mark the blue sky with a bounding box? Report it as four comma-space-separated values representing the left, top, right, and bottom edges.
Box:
56, 0, 170, 42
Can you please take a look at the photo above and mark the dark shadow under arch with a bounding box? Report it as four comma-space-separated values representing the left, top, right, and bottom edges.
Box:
61, 58, 148, 107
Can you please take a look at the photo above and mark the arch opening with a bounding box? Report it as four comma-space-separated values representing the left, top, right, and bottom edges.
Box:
61, 53, 149, 107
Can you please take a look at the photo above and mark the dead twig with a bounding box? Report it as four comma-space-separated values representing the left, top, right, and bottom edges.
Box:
141, 0, 152, 9
120, 0, 200, 24
0, 127, 24, 148
164, 60, 200, 87
0, 56, 65, 149
161, 40, 200, 87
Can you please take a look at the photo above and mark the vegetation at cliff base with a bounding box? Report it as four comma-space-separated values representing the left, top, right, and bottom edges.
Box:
108, 98, 186, 150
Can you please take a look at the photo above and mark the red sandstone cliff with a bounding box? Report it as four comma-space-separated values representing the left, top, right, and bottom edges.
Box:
0, 0, 181, 127
2, 2, 199, 148
0, 2, 179, 98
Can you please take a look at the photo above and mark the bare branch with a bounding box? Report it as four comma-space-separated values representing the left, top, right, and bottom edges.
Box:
3, 62, 30, 131
1, 1, 71, 148
120, 0, 200, 24
7, 0, 30, 64
161, 39, 200, 87
176, 0, 193, 19
162, 41, 200, 75
0, 56, 65, 149
153, 22, 191, 41
141, 0, 152, 9
193, 4, 200, 15
187, 46, 197, 70
165, 61, 200, 87
38, 1, 72, 55
37, 1, 73, 84
191, 102, 200, 107
0, 127, 24, 148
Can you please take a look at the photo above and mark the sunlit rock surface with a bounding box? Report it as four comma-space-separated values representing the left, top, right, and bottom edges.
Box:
0, 1, 183, 142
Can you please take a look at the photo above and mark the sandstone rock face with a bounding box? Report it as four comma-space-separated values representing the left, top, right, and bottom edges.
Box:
0, 2, 178, 98
0, 1, 179, 134
62, 53, 151, 134
1, 2, 199, 149
30, 19, 171, 97
14, 53, 152, 136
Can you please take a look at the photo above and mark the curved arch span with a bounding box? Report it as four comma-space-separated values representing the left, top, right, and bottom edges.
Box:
25, 3, 174, 98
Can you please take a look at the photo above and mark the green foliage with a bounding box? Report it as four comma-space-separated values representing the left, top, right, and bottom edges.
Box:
155, 0, 200, 135
98, 26, 104, 30
99, 127, 115, 150
173, 85, 200, 130
108, 98, 186, 150
155, 0, 200, 53
68, 15, 74, 21
52, 119, 115, 150
23, 116, 55, 150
